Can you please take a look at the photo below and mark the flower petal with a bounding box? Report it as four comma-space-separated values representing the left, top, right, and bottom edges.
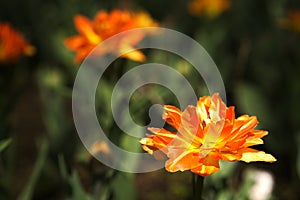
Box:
191, 155, 220, 176
144, 128, 177, 152
239, 148, 277, 163
122, 50, 146, 62
244, 137, 264, 147
162, 105, 182, 130
226, 115, 258, 142
196, 96, 210, 126
166, 149, 199, 172
219, 151, 242, 161
74, 15, 101, 44
64, 36, 86, 50
209, 93, 227, 123
226, 106, 235, 123
178, 106, 203, 145
199, 121, 225, 158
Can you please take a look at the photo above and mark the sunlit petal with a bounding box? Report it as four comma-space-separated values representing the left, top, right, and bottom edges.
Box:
240, 149, 277, 163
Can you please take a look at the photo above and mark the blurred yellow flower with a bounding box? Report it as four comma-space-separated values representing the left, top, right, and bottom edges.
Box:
91, 140, 110, 156
64, 10, 158, 63
140, 93, 276, 176
279, 11, 300, 33
188, 0, 230, 18
0, 23, 35, 64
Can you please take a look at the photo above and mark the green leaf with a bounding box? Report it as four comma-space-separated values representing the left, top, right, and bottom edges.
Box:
0, 138, 12, 152
111, 173, 136, 200
96, 79, 114, 131
297, 133, 300, 178
58, 155, 94, 200
37, 68, 71, 152
68, 171, 93, 200
235, 82, 272, 128
17, 141, 49, 200
58, 154, 68, 181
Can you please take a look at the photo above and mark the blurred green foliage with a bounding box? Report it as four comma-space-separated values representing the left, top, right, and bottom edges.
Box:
0, 0, 300, 199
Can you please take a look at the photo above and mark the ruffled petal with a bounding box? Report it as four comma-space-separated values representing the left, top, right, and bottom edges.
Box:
226, 106, 235, 123
191, 154, 220, 176
226, 115, 258, 142
239, 148, 277, 163
199, 121, 225, 159
162, 105, 182, 130
209, 93, 227, 123
196, 96, 210, 126
145, 128, 177, 152
219, 151, 242, 161
166, 149, 200, 172
178, 106, 204, 146
140, 137, 168, 160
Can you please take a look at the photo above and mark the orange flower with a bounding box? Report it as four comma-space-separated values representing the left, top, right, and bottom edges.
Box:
0, 23, 35, 63
188, 0, 230, 18
279, 11, 300, 33
64, 10, 158, 63
140, 93, 276, 176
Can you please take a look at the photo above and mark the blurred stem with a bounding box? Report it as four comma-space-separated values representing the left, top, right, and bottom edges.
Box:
193, 173, 204, 200
234, 38, 251, 82
17, 141, 49, 200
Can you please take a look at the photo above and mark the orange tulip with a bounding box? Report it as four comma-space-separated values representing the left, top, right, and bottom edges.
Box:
140, 93, 276, 176
188, 0, 230, 18
64, 10, 158, 63
0, 23, 35, 63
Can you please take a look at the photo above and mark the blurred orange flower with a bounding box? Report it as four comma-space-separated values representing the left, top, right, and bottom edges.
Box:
279, 11, 300, 33
0, 23, 35, 63
188, 0, 230, 18
140, 93, 276, 176
64, 10, 158, 63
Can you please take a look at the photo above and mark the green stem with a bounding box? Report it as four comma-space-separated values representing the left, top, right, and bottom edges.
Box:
193, 173, 204, 200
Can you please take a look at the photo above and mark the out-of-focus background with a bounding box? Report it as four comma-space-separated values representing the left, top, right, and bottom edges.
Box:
0, 0, 300, 199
